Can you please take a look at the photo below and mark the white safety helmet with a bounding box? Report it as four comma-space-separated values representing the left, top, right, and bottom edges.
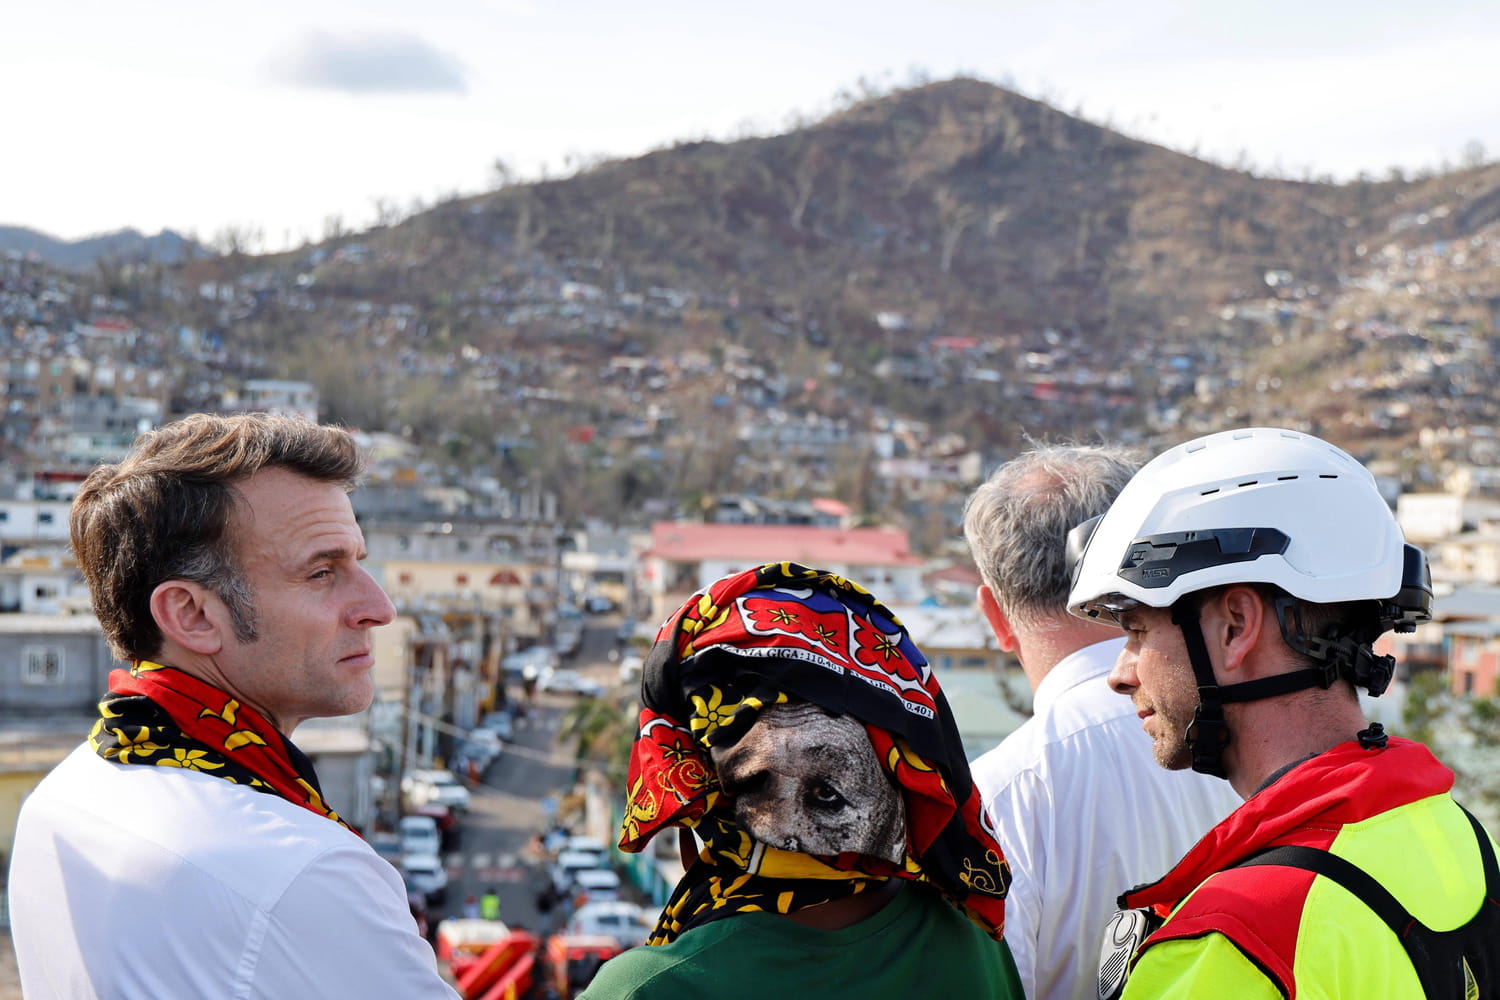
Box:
1067, 427, 1424, 627
1064, 427, 1431, 777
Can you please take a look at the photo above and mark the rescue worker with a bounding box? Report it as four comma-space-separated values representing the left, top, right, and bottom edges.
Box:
1067, 427, 1499, 999
480, 887, 501, 922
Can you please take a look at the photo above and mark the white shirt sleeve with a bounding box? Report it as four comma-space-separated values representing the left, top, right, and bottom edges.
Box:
250, 843, 461, 999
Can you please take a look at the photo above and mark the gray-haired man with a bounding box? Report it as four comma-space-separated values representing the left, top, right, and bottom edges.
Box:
963, 444, 1239, 1000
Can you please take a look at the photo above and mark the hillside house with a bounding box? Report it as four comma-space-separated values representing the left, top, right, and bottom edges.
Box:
0, 497, 72, 552
230, 379, 319, 422
887, 604, 1023, 759
1427, 586, 1500, 698
0, 550, 88, 615
379, 559, 541, 649
709, 494, 847, 528
1432, 531, 1500, 586
1446, 623, 1500, 698
643, 522, 925, 625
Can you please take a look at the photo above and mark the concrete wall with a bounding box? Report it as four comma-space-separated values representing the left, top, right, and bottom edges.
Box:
0, 620, 118, 714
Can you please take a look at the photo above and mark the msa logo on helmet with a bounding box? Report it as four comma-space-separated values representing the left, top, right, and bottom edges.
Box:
1117, 528, 1290, 589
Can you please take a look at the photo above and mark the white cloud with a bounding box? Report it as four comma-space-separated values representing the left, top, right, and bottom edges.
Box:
264, 29, 470, 95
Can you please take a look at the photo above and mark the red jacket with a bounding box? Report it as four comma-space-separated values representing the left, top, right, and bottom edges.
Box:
1120, 738, 1487, 998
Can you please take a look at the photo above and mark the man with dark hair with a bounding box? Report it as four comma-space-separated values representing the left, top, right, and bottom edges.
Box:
963, 445, 1238, 1000
10, 413, 459, 998
579, 562, 1023, 1000
1069, 427, 1498, 999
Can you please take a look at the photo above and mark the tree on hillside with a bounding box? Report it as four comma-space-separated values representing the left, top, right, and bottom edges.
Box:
935, 186, 978, 274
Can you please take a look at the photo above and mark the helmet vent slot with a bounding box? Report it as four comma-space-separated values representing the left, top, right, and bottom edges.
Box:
1238, 480, 1258, 488
1200, 488, 1220, 495
1278, 475, 1298, 481
1319, 474, 1338, 479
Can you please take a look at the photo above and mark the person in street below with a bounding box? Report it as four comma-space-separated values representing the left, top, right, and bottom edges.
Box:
578, 562, 1022, 1000
963, 444, 1239, 1000
1067, 426, 1499, 999
9, 413, 459, 999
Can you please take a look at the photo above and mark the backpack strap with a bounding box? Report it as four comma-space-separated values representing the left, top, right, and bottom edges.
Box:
1232, 805, 1498, 939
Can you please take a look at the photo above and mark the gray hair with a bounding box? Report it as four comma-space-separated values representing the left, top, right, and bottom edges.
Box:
962, 444, 1140, 628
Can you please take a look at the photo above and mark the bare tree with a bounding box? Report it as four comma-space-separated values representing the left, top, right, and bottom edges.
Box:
514, 195, 548, 252
371, 197, 401, 228
786, 144, 825, 231
211, 223, 264, 258
935, 187, 978, 274
599, 210, 615, 258
491, 158, 517, 189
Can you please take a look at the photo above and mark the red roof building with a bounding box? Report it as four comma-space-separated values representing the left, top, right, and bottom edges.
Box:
644, 522, 926, 623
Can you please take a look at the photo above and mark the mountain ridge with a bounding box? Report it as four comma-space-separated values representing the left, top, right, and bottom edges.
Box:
0, 225, 201, 271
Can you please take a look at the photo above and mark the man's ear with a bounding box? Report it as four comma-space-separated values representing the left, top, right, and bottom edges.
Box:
977, 584, 1018, 652
1210, 585, 1269, 677
149, 580, 225, 656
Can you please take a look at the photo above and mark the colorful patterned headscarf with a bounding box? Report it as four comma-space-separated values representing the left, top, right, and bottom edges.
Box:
619, 562, 1010, 944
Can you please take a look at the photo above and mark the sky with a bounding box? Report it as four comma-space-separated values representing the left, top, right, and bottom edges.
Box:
6, 0, 1498, 250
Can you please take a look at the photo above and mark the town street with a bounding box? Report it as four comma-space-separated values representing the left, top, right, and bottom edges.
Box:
428, 617, 630, 937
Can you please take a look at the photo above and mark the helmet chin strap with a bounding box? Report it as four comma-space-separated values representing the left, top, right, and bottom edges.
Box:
1170, 599, 1359, 779
1171, 600, 1231, 779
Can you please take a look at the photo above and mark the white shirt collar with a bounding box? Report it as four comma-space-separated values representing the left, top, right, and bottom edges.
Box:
1031, 636, 1126, 716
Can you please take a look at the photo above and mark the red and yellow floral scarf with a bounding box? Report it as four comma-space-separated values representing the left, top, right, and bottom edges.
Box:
620, 562, 1010, 944
89, 660, 351, 830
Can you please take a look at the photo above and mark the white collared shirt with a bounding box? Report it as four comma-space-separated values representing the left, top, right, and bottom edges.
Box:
971, 638, 1242, 1000
10, 746, 460, 1000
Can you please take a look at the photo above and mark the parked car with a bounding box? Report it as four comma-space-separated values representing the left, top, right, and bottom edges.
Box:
478, 709, 515, 742
567, 867, 622, 905
409, 803, 461, 851
565, 900, 653, 949
502, 644, 558, 683
369, 831, 404, 867
402, 768, 471, 811
555, 621, 583, 657
465, 728, 503, 764
401, 851, 449, 905
540, 668, 605, 698
550, 849, 611, 897
617, 653, 644, 684
399, 814, 442, 858
456, 740, 497, 775
557, 835, 610, 867
583, 595, 615, 614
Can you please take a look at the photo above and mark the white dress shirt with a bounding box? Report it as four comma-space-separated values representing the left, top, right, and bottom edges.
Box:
971, 638, 1241, 1000
10, 745, 460, 1000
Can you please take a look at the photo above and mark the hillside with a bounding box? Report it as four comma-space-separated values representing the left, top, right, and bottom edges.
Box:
6, 78, 1500, 533
213, 81, 1497, 442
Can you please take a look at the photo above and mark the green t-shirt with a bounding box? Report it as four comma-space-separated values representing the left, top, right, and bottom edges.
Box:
577, 882, 1024, 1000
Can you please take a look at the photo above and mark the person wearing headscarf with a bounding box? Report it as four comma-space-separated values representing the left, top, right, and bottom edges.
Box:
578, 562, 1023, 1000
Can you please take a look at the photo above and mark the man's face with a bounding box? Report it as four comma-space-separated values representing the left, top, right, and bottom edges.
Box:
214, 466, 395, 733
1107, 606, 1203, 770
709, 701, 907, 863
